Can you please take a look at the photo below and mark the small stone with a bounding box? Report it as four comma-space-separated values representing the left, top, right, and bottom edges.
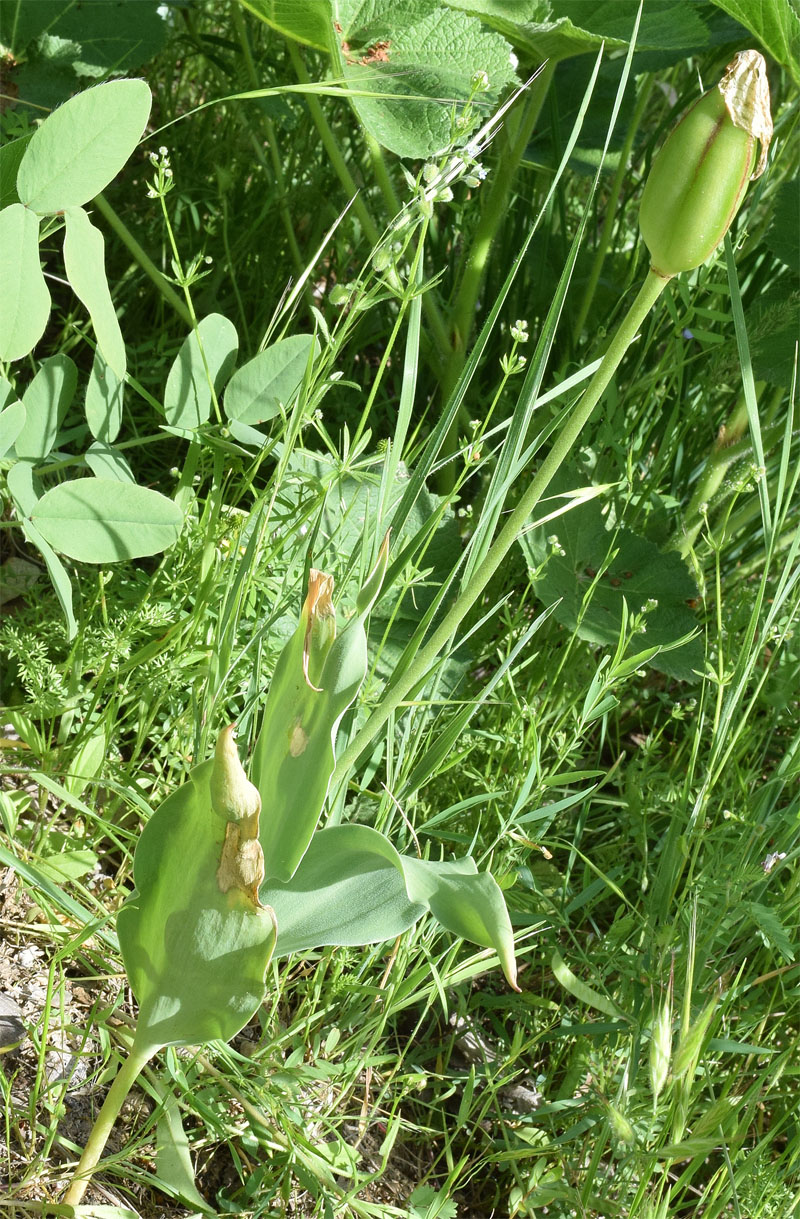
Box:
0, 992, 26, 1048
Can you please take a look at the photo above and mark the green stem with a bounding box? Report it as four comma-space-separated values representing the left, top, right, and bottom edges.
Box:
92, 194, 192, 327
332, 267, 669, 787
676, 380, 765, 557
438, 63, 555, 476
287, 41, 380, 247
62, 1035, 157, 1207
572, 74, 654, 343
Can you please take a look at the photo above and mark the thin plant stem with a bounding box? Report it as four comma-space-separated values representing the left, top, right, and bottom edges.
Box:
572, 74, 654, 342
92, 194, 193, 327
62, 1036, 157, 1206
332, 267, 669, 787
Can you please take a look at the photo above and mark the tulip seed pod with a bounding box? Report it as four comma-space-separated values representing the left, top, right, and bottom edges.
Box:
639, 50, 772, 278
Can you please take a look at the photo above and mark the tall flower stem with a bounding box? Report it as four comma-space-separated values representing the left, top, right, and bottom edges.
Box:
333, 267, 669, 787
63, 1035, 157, 1207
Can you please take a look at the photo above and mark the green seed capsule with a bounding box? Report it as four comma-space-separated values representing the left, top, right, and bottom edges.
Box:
639, 50, 772, 278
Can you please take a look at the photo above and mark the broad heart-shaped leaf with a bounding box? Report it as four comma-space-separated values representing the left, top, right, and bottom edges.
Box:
30, 478, 184, 563
118, 759, 277, 1052
0, 399, 26, 460
267, 824, 518, 989
85, 349, 124, 442
520, 486, 703, 682
63, 207, 126, 380
16, 78, 152, 213
164, 314, 239, 430
252, 539, 390, 884
331, 0, 517, 159
445, 0, 709, 64
16, 354, 78, 461
223, 334, 320, 426
9, 0, 167, 75
0, 204, 51, 362
238, 0, 331, 49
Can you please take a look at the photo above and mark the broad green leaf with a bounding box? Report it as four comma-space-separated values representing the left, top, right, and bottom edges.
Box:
63, 727, 108, 799
0, 204, 51, 362
401, 854, 517, 990
85, 349, 124, 442
38, 848, 99, 883
252, 538, 390, 883
16, 354, 78, 461
7, 460, 42, 518
268, 824, 518, 988
446, 0, 709, 64
9, 0, 167, 74
520, 483, 703, 681
223, 334, 320, 426
164, 314, 239, 430
269, 825, 425, 955
85, 440, 135, 483
20, 518, 78, 640
0, 135, 30, 207
0, 376, 16, 410
117, 757, 277, 1051
331, 0, 517, 158
0, 399, 26, 460
238, 0, 331, 49
710, 0, 800, 86
30, 478, 184, 563
16, 78, 152, 213
63, 207, 126, 379
764, 180, 800, 273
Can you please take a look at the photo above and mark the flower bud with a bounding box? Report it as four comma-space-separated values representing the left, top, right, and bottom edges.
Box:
639, 51, 772, 278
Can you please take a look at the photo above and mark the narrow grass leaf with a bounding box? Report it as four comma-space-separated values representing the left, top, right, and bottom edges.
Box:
30, 478, 183, 563
0, 204, 50, 362
552, 949, 624, 1019
63, 206, 126, 379
155, 1088, 210, 1211
16, 78, 152, 213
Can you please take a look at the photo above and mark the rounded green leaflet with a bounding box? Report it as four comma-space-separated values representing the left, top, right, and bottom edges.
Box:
0, 204, 51, 362
16, 79, 152, 214
118, 755, 277, 1052
30, 478, 183, 563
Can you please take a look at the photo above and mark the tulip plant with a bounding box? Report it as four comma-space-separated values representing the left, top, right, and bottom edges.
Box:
63, 51, 772, 1206
63, 537, 517, 1205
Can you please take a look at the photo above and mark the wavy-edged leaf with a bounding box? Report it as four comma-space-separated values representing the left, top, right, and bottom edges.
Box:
0, 204, 51, 362
16, 78, 152, 213
268, 824, 518, 988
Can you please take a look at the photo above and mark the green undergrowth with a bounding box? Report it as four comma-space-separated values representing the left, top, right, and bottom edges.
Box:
1, 1, 799, 1216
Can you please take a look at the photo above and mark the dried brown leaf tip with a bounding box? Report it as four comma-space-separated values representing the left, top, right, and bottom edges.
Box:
719, 50, 772, 178
302, 568, 336, 691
